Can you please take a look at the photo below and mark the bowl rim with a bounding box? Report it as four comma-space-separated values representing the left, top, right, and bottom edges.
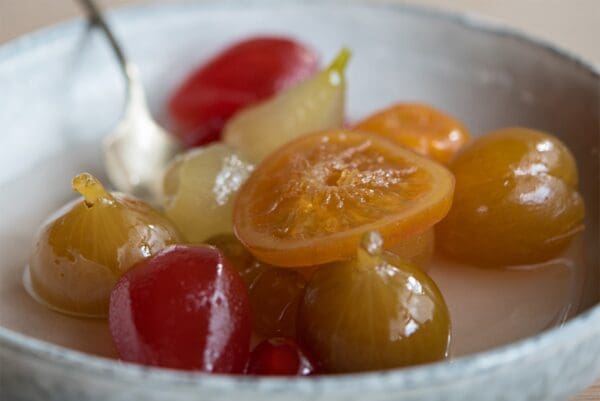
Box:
0, 0, 598, 395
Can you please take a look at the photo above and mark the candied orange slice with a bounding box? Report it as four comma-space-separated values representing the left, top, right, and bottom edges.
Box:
233, 129, 454, 266
355, 103, 470, 164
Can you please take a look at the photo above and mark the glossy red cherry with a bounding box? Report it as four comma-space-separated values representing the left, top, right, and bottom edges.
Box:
246, 338, 319, 376
109, 245, 251, 373
168, 36, 319, 147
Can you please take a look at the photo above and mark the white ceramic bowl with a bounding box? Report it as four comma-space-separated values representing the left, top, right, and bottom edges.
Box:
0, 1, 598, 400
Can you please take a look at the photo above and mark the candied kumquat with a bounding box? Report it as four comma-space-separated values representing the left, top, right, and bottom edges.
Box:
436, 127, 585, 266
355, 103, 470, 164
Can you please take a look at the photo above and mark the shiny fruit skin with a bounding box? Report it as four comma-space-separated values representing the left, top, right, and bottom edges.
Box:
247, 338, 319, 376
207, 234, 306, 338
109, 245, 251, 372
355, 103, 470, 164
298, 237, 450, 373
223, 49, 349, 164
233, 129, 455, 267
168, 37, 319, 147
163, 144, 253, 243
437, 127, 585, 267
245, 263, 306, 338
29, 174, 180, 317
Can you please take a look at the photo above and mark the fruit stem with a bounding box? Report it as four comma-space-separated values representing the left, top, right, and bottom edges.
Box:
327, 48, 352, 74
356, 231, 384, 271
361, 231, 384, 256
72, 173, 115, 208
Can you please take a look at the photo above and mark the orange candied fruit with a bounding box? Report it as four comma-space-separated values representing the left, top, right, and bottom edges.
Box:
436, 127, 585, 266
355, 103, 470, 164
233, 129, 455, 267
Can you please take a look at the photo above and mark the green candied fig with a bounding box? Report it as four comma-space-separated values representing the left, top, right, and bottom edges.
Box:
298, 231, 450, 373
27, 173, 181, 318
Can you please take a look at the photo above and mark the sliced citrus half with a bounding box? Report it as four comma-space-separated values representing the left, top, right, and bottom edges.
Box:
233, 129, 455, 267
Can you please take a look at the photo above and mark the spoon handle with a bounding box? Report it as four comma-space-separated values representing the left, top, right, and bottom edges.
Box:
76, 0, 131, 85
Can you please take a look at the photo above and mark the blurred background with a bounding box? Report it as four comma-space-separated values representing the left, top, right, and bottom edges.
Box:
1, 0, 599, 65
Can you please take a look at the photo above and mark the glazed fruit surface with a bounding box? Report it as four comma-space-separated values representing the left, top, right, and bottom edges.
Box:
109, 245, 251, 372
356, 103, 470, 164
207, 234, 306, 338
29, 174, 180, 317
298, 232, 450, 373
437, 127, 585, 266
162, 143, 253, 243
234, 129, 454, 267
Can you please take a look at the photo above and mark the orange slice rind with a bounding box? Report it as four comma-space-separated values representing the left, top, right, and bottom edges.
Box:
233, 129, 455, 267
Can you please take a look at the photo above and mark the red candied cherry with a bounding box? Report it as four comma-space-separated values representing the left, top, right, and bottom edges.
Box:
247, 338, 320, 376
168, 36, 319, 147
109, 245, 251, 373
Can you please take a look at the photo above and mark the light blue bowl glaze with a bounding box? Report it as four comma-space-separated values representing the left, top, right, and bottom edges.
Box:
0, 1, 598, 400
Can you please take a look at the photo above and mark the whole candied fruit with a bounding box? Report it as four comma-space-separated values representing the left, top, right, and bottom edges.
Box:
298, 232, 450, 373
163, 143, 253, 243
109, 245, 251, 372
168, 36, 319, 147
223, 49, 350, 164
355, 103, 470, 164
27, 173, 180, 317
233, 129, 454, 267
247, 337, 320, 376
207, 234, 306, 338
245, 263, 306, 338
436, 127, 585, 266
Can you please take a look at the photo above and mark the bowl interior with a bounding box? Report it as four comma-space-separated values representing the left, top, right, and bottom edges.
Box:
0, 0, 598, 365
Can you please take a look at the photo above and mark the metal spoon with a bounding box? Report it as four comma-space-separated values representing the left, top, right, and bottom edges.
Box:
77, 0, 180, 204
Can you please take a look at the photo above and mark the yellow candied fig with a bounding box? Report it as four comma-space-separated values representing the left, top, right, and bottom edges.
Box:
298, 231, 450, 373
207, 234, 306, 338
28, 173, 181, 318
223, 49, 350, 164
436, 127, 585, 267
163, 143, 254, 243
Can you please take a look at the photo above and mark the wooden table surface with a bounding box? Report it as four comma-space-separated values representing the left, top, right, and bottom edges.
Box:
0, 1, 598, 400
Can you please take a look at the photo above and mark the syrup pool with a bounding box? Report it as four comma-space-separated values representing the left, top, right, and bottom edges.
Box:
429, 235, 584, 356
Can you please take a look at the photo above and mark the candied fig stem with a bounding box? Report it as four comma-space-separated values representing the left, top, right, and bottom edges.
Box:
357, 231, 385, 270
328, 48, 351, 74
72, 173, 116, 208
